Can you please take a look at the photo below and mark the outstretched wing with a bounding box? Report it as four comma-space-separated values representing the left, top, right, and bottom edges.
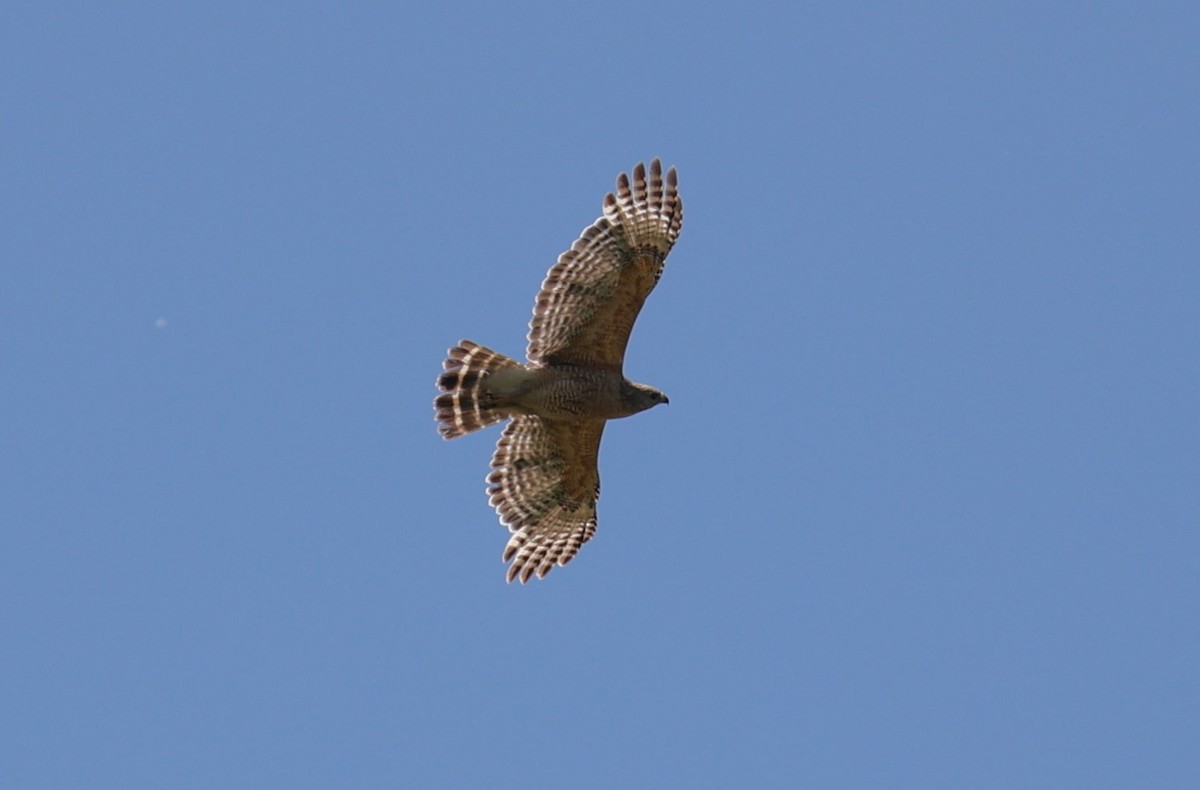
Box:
526, 159, 683, 370
487, 415, 605, 583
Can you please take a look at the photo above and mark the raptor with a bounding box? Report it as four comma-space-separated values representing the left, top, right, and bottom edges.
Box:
435, 160, 683, 582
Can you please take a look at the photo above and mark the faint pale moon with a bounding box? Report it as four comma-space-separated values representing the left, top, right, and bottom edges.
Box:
155, 318, 168, 330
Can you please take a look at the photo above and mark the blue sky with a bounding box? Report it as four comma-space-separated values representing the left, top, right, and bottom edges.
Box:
3, 2, 1198, 787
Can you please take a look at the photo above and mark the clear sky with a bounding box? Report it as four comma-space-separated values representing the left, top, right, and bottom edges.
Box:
3, 2, 1198, 787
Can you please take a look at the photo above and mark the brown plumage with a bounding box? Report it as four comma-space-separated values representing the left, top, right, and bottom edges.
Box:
434, 160, 683, 583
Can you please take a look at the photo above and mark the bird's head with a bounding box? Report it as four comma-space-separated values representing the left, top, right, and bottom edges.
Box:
622, 380, 669, 414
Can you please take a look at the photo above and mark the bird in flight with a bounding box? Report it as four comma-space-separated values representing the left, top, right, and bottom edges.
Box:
435, 159, 683, 583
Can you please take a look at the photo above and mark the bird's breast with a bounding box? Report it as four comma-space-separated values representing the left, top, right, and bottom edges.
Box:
516, 367, 624, 420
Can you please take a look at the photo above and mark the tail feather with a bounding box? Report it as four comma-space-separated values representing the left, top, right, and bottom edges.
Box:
435, 340, 524, 439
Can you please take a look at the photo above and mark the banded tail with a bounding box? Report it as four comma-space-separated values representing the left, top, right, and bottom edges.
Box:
435, 340, 525, 439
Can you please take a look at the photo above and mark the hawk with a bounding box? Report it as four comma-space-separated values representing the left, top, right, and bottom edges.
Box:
435, 159, 683, 583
